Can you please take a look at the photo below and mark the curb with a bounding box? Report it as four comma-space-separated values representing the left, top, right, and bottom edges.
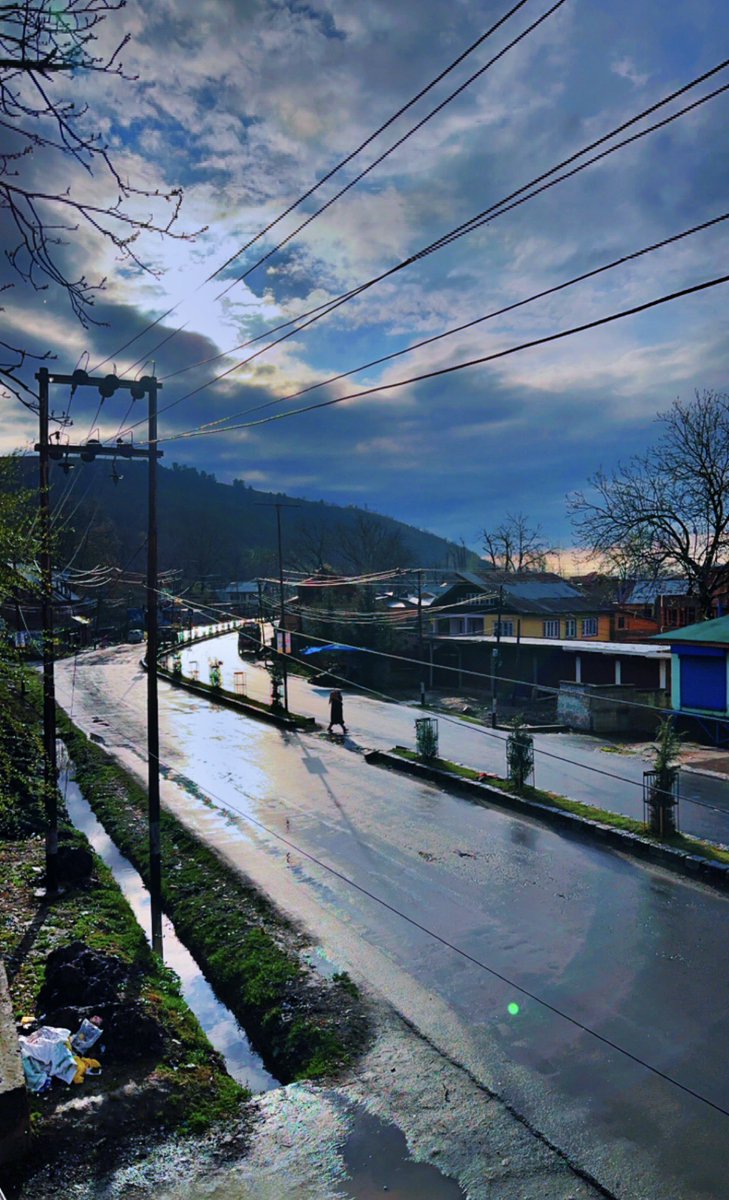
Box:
365, 748, 729, 893
157, 666, 317, 731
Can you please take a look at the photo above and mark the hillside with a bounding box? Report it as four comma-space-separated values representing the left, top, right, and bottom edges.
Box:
11, 459, 479, 583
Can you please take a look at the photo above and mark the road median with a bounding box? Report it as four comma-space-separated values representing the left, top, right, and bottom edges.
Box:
365, 746, 729, 892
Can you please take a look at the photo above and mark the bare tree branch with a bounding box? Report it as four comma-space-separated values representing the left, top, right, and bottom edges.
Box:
481, 511, 555, 573
569, 390, 729, 617
0, 0, 205, 331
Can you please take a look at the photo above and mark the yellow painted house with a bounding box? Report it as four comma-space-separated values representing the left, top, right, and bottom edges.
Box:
430, 571, 611, 641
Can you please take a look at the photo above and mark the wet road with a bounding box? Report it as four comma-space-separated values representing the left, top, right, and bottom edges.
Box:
57, 643, 729, 1200
181, 633, 729, 846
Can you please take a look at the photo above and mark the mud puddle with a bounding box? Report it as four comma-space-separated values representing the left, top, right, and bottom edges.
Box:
340, 1104, 465, 1199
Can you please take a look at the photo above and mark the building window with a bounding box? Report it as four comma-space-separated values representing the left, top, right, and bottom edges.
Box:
543, 619, 560, 638
581, 618, 598, 637
565, 618, 576, 639
493, 620, 514, 637
616, 615, 626, 629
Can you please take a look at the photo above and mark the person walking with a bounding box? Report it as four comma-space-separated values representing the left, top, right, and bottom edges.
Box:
328, 688, 346, 734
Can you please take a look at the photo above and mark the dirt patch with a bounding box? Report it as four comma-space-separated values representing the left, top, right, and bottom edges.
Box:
0, 837, 245, 1197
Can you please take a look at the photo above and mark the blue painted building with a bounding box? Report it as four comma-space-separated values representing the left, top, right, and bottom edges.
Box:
654, 616, 729, 729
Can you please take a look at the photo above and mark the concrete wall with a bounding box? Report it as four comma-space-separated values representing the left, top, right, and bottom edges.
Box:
558, 682, 669, 735
0, 961, 30, 1166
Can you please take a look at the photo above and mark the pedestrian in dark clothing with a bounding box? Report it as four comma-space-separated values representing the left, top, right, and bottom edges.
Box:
328, 688, 346, 734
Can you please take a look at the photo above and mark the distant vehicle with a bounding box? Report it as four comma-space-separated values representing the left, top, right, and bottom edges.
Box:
128, 628, 144, 644
238, 621, 262, 657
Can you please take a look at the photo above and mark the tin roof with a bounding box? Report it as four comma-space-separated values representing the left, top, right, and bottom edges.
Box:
654, 615, 729, 645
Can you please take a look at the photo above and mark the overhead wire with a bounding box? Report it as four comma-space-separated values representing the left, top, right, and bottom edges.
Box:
92, 0, 536, 372
212, 0, 569, 305
162, 210, 729, 437
158, 273, 729, 443
111, 61, 729, 439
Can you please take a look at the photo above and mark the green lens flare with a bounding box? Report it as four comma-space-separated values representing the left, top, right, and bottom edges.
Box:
507, 1002, 520, 1016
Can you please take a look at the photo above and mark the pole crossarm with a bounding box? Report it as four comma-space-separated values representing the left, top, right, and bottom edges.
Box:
40, 372, 163, 393
34, 444, 162, 459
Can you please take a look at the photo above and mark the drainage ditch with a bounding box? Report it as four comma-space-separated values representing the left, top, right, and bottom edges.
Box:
60, 753, 279, 1094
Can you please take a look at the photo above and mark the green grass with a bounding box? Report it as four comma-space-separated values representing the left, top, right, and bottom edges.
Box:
2, 832, 246, 1145
390, 747, 729, 866
57, 710, 369, 1083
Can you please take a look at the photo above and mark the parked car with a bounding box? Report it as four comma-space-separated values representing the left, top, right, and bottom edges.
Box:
128, 628, 144, 644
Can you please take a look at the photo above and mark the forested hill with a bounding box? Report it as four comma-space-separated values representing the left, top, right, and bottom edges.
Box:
12, 459, 478, 582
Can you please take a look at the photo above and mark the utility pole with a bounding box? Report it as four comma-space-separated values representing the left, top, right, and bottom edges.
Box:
491, 584, 504, 729
416, 568, 426, 706
256, 501, 300, 713
37, 367, 59, 896
35, 369, 163, 953
146, 377, 163, 956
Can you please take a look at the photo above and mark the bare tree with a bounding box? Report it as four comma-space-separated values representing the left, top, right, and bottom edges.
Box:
290, 520, 332, 575
481, 512, 554, 573
569, 390, 729, 618
0, 0, 201, 396
336, 512, 408, 574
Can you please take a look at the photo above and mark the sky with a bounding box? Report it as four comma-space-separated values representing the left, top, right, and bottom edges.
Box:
2, 0, 728, 556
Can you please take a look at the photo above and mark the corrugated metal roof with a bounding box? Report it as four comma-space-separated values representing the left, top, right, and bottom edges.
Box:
505, 579, 581, 600
654, 615, 729, 645
455, 570, 493, 588
625, 579, 689, 603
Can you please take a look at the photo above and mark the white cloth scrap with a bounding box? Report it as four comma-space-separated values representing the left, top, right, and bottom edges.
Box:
19, 1025, 77, 1091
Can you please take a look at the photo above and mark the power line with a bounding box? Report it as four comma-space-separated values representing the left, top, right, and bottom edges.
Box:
163, 211, 729, 437
114, 61, 729, 438
158, 273, 729, 443
157, 596, 729, 819
212, 0, 568, 305
92, 0, 535, 373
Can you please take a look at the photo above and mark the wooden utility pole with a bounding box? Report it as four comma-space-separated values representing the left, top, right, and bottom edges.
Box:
37, 367, 59, 896
35, 369, 163, 952
256, 501, 300, 712
146, 377, 163, 956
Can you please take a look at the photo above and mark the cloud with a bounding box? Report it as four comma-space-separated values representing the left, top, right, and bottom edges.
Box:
2, 0, 728, 551
611, 56, 649, 88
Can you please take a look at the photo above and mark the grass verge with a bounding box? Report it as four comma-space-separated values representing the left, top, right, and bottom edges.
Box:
57, 709, 370, 1084
0, 687, 246, 1182
391, 747, 729, 867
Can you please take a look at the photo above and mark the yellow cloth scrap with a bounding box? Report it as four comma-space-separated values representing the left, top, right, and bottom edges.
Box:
72, 1055, 101, 1084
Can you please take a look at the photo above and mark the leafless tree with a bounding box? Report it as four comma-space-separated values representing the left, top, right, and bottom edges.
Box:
290, 521, 332, 574
337, 512, 408, 575
481, 512, 554, 573
0, 0, 202, 397
569, 390, 729, 618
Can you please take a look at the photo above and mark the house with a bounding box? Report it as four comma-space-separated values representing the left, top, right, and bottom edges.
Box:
618, 579, 703, 633
1, 565, 96, 650
430, 571, 612, 642
215, 580, 260, 615
654, 615, 729, 730
426, 571, 671, 729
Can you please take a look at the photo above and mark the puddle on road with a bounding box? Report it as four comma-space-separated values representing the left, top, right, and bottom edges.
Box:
60, 756, 278, 1094
340, 1105, 465, 1199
